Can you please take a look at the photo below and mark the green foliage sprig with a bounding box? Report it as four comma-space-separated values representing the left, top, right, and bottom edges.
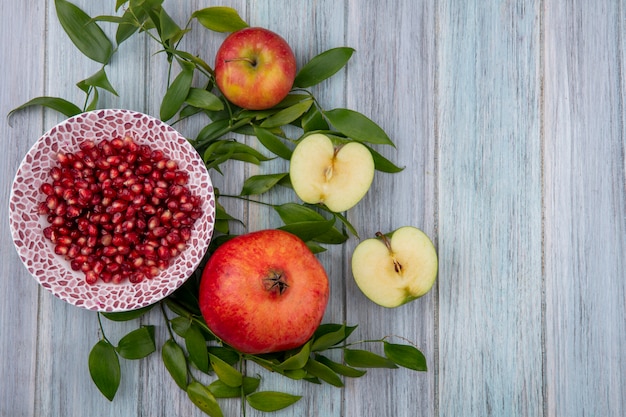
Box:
10, 1, 423, 416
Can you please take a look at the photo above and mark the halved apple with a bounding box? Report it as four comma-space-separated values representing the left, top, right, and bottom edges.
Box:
351, 226, 438, 308
289, 133, 375, 212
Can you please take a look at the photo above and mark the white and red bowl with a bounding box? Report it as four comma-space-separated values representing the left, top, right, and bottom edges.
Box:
9, 109, 215, 312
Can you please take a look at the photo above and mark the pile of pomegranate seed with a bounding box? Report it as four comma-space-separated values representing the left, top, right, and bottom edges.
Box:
37, 135, 203, 285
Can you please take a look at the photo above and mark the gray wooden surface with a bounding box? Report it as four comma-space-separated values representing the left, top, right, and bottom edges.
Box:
1, 0, 625, 416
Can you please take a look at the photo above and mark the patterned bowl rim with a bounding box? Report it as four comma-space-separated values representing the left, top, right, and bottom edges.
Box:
8, 109, 215, 312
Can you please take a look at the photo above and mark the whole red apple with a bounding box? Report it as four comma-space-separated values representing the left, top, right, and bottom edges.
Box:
199, 229, 329, 354
214, 27, 297, 110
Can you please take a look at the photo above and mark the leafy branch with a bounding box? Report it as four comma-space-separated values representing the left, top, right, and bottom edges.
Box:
8, 1, 421, 416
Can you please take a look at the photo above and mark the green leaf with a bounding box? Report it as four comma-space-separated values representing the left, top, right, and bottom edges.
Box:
8, 96, 82, 121
273, 205, 347, 244
88, 340, 120, 401
274, 203, 320, 223
304, 358, 344, 387
383, 342, 428, 371
170, 316, 192, 337
209, 376, 260, 398
301, 105, 329, 132
185, 323, 210, 373
294, 47, 355, 88
277, 341, 311, 371
160, 62, 194, 121
116, 9, 139, 45
115, 0, 128, 11
259, 99, 313, 129
366, 144, 405, 173
306, 241, 327, 254
162, 339, 188, 390
196, 118, 231, 145
77, 68, 119, 96
253, 126, 293, 160
315, 354, 367, 378
85, 87, 99, 111
192, 7, 249, 33
185, 88, 224, 111
240, 173, 288, 196
311, 324, 351, 351
246, 391, 302, 412
159, 7, 184, 43
331, 210, 360, 238
313, 323, 358, 341
116, 326, 156, 360
187, 381, 224, 417
278, 218, 335, 242
54, 0, 113, 64
207, 346, 240, 366
324, 108, 394, 146
343, 348, 398, 369
169, 50, 214, 74
101, 304, 154, 321
209, 353, 243, 387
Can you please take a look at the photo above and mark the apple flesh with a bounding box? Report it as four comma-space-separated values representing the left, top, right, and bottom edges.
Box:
198, 229, 329, 354
214, 27, 297, 110
351, 226, 438, 308
289, 133, 375, 212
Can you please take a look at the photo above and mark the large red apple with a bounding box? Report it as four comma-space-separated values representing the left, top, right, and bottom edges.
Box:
214, 27, 297, 110
199, 229, 329, 354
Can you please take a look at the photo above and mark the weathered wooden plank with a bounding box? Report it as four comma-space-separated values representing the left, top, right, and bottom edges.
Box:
0, 3, 46, 417
436, 1, 544, 416
543, 0, 626, 415
343, 0, 437, 416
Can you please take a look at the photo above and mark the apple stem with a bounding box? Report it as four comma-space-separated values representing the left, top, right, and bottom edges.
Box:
376, 232, 403, 274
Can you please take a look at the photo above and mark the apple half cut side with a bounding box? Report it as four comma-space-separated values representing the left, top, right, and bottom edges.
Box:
351, 226, 438, 308
289, 133, 375, 213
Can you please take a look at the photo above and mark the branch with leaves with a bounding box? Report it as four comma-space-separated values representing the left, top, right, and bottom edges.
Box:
9, 1, 425, 416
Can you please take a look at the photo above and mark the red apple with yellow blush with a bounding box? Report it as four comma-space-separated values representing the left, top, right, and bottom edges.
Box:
198, 229, 329, 354
214, 27, 297, 110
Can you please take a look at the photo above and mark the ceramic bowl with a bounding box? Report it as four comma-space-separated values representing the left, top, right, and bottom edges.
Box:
9, 109, 215, 312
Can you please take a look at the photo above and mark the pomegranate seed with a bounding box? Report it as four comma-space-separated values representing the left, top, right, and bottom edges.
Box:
40, 183, 54, 195
152, 226, 169, 238
85, 271, 98, 285
101, 272, 112, 283
102, 246, 117, 257
180, 228, 192, 241
54, 245, 69, 256
46, 195, 59, 211
39, 136, 201, 285
66, 205, 81, 218
137, 164, 152, 175
38, 202, 50, 215
174, 171, 189, 185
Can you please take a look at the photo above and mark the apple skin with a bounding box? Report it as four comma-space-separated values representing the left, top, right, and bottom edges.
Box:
351, 226, 438, 308
198, 229, 329, 354
214, 27, 297, 110
289, 133, 375, 212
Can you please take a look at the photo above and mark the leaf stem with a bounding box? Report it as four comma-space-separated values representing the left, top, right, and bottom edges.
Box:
159, 302, 176, 340
96, 312, 112, 345
218, 193, 275, 208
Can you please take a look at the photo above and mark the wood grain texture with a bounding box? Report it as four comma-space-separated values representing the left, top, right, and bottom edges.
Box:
543, 0, 626, 415
0, 3, 46, 417
437, 1, 544, 416
2, 1, 626, 417
343, 0, 437, 417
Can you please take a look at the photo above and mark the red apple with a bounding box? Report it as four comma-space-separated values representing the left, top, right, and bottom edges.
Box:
214, 27, 297, 110
199, 229, 329, 354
